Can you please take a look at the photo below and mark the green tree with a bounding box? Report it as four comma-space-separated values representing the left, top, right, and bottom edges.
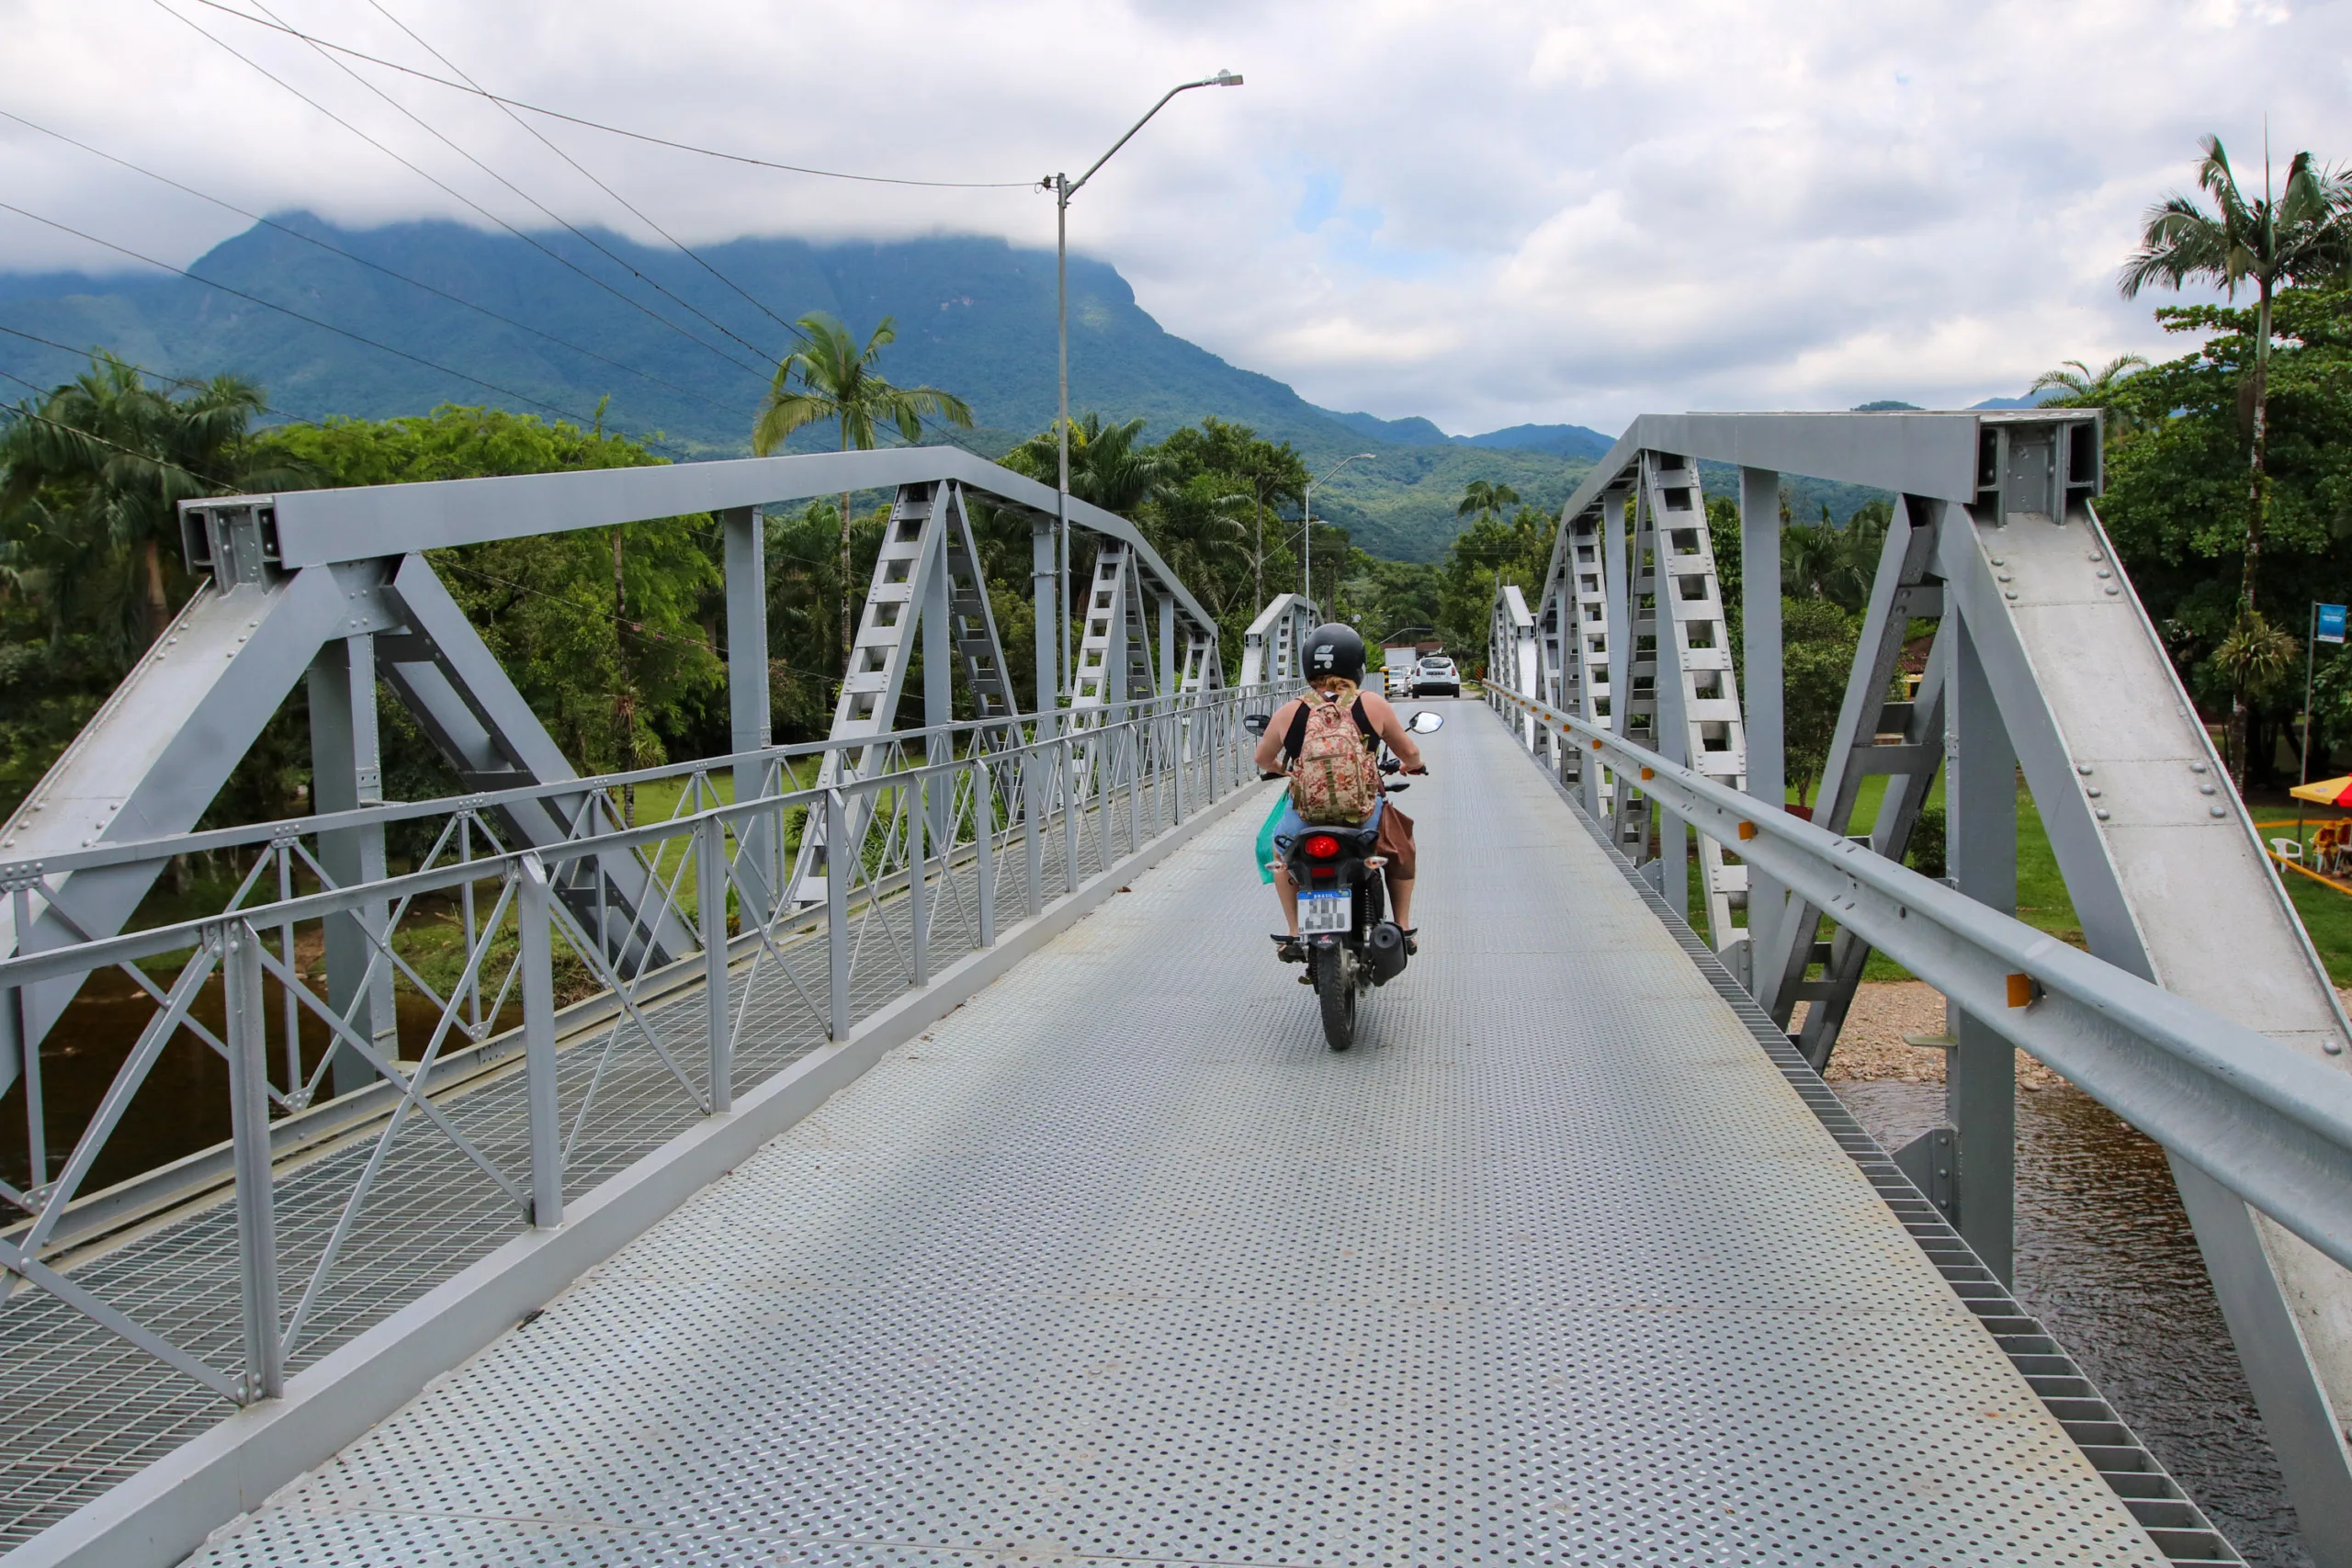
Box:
1159, 417, 1306, 614
0, 353, 304, 646
1781, 598, 1859, 810
0, 354, 312, 822
1004, 412, 1165, 513
2030, 355, 2153, 440
752, 312, 973, 671
1456, 479, 1521, 533
2119, 136, 2352, 784
2098, 283, 2352, 780
264, 407, 723, 802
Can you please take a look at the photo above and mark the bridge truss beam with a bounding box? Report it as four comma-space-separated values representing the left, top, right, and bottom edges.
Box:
1499, 409, 2352, 1564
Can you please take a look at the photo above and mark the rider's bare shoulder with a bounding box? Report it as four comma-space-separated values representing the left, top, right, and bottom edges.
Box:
1355, 688, 1399, 728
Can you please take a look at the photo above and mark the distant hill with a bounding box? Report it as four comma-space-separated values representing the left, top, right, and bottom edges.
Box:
0, 215, 1612, 560
5, 217, 2031, 561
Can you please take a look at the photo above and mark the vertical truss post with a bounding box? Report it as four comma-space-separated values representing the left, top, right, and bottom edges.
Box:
518, 853, 561, 1228
1639, 455, 1747, 948
922, 522, 954, 852
1062, 734, 1080, 895
1949, 614, 2017, 1280
1023, 750, 1045, 919
972, 758, 996, 948
1033, 514, 1058, 737
307, 635, 394, 1095
1740, 467, 1786, 971
1565, 508, 1611, 815
825, 789, 850, 1041
1629, 462, 1680, 912
1600, 486, 1635, 846
723, 505, 772, 916
697, 818, 732, 1114
1172, 705, 1187, 825
1159, 595, 1178, 702
222, 920, 283, 1403
908, 773, 930, 988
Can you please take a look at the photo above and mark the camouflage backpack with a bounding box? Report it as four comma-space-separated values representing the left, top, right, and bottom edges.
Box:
1289, 684, 1381, 825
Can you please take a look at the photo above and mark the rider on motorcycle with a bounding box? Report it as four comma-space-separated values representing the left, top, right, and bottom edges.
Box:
1253, 624, 1427, 964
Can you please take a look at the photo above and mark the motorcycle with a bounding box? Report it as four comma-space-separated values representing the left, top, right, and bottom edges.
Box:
1244, 707, 1443, 1051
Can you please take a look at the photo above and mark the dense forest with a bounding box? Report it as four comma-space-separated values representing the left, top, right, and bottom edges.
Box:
4, 139, 2347, 827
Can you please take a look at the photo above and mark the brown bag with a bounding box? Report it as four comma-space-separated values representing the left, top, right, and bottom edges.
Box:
1288, 684, 1381, 825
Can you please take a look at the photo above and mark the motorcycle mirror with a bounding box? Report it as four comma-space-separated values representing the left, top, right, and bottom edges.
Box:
1408, 711, 1445, 735
1242, 713, 1269, 735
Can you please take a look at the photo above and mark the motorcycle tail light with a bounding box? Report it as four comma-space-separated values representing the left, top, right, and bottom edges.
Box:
1302, 833, 1341, 859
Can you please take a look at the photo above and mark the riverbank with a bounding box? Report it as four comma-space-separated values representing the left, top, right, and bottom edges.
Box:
1827, 981, 2312, 1568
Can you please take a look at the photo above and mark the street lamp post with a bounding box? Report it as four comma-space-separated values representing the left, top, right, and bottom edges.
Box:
1304, 451, 1375, 608
1048, 70, 1242, 707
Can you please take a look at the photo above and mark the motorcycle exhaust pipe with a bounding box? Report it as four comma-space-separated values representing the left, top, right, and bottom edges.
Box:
1365, 920, 1409, 985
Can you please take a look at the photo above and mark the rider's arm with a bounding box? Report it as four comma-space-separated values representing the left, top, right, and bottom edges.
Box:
1361, 693, 1425, 772
1254, 701, 1300, 774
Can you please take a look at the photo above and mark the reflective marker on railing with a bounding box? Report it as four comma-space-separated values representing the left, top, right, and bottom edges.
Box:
2007, 973, 2038, 1010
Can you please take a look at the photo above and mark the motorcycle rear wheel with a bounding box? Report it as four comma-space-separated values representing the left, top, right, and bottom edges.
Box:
1317, 947, 1357, 1050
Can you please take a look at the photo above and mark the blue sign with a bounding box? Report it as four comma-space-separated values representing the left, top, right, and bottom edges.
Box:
2322, 604, 2347, 645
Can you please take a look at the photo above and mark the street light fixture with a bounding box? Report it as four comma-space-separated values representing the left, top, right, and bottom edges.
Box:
1304, 451, 1375, 607
1046, 70, 1244, 705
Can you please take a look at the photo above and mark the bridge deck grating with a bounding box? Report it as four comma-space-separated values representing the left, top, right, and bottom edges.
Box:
0, 764, 1166, 1551
182, 705, 2165, 1565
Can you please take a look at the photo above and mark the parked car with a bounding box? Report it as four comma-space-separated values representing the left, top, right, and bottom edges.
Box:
1412, 656, 1461, 697
1385, 660, 1417, 698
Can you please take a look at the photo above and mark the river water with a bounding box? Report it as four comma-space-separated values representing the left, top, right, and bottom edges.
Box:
1834, 1076, 2309, 1567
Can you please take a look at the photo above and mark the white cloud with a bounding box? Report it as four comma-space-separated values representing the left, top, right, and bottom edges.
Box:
0, 0, 2341, 434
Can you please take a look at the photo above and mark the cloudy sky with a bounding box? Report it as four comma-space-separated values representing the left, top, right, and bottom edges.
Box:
1, 0, 2344, 434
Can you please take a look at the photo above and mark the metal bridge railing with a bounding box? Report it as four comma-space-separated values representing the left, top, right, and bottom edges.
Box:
0, 682, 1288, 1548
1484, 682, 2352, 1279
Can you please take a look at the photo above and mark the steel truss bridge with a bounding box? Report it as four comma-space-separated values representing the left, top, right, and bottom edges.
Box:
0, 421, 2347, 1565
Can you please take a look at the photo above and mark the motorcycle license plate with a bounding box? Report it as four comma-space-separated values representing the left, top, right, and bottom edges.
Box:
1299, 892, 1351, 934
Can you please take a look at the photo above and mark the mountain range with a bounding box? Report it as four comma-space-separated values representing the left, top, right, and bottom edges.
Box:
0, 215, 2032, 560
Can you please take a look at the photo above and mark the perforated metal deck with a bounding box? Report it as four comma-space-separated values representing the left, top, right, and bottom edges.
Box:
186, 704, 2166, 1565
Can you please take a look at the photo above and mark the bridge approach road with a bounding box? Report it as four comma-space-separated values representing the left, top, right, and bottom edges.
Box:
187, 701, 2168, 1565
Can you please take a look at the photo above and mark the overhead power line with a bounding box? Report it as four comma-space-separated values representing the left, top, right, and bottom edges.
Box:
236, 0, 775, 375
0, 110, 750, 423
147, 0, 771, 384
0, 200, 671, 443
182, 0, 1036, 190
361, 0, 807, 347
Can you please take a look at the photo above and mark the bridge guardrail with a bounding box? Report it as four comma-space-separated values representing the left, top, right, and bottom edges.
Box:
0, 682, 1291, 1434
1485, 682, 2352, 1278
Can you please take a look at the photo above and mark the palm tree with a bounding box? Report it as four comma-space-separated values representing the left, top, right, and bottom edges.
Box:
752, 313, 974, 672
1007, 413, 1165, 514
2120, 135, 2352, 784
2030, 355, 2153, 439
1456, 479, 1521, 532
0, 353, 302, 648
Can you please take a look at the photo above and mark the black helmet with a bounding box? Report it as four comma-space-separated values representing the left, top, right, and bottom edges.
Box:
1300, 623, 1367, 682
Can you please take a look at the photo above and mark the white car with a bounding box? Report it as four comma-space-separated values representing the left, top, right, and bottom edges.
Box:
1412, 657, 1461, 698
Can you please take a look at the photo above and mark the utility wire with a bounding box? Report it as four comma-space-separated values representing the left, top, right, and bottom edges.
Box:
0, 109, 751, 422
184, 0, 1036, 190
147, 0, 769, 383
237, 0, 775, 374
0, 200, 673, 444
360, 0, 806, 347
